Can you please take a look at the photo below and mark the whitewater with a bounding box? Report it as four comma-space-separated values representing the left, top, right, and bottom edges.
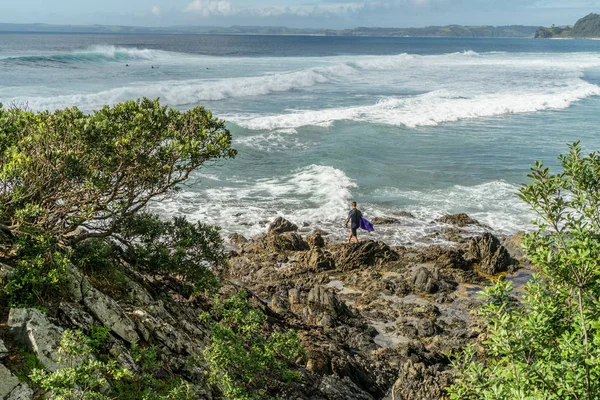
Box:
2, 34, 600, 244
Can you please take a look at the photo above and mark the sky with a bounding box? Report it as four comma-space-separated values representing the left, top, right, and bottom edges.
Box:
0, 0, 598, 29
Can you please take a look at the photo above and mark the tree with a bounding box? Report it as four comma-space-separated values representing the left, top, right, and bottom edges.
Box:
448, 142, 600, 399
0, 99, 236, 305
0, 98, 236, 244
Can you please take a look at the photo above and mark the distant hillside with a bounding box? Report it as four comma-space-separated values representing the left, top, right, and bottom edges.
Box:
535, 13, 600, 38
0, 22, 538, 38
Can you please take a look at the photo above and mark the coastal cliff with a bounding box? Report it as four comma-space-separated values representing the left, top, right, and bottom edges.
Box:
535, 13, 600, 38
0, 214, 526, 399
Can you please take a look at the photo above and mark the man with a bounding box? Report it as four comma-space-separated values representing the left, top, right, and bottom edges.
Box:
345, 201, 362, 244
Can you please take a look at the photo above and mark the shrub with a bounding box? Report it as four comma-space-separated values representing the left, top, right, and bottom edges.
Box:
448, 142, 600, 400
202, 290, 305, 400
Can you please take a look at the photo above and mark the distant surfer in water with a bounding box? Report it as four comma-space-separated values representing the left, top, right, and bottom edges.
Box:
345, 202, 362, 244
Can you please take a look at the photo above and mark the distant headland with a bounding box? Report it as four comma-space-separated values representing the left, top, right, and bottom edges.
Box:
535, 13, 600, 38
0, 22, 539, 38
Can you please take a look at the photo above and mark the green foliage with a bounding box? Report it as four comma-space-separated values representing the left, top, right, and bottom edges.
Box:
30, 330, 132, 399
0, 99, 235, 305
448, 142, 600, 400
0, 98, 236, 242
12, 346, 45, 383
116, 213, 224, 293
30, 330, 197, 400
202, 290, 305, 400
3, 233, 69, 306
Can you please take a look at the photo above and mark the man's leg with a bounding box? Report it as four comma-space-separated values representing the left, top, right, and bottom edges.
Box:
347, 230, 353, 243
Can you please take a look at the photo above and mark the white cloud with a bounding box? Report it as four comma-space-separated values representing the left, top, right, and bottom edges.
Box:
151, 5, 161, 16
184, 0, 234, 17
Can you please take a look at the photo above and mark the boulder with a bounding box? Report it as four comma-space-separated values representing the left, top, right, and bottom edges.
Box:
0, 365, 21, 399
393, 211, 415, 218
466, 233, 517, 275
384, 361, 454, 400
268, 217, 298, 234
288, 286, 349, 327
318, 375, 375, 400
7, 308, 63, 371
64, 267, 140, 343
371, 217, 399, 225
435, 213, 480, 227
435, 249, 472, 271
334, 241, 398, 271
0, 339, 8, 359
228, 233, 248, 250
268, 232, 309, 252
503, 231, 526, 260
411, 267, 438, 294
303, 248, 335, 271
6, 383, 34, 400
306, 232, 325, 249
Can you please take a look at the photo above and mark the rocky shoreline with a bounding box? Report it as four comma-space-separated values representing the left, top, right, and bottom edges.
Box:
0, 213, 528, 400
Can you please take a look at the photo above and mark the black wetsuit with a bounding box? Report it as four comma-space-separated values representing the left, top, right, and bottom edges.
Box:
348, 208, 363, 236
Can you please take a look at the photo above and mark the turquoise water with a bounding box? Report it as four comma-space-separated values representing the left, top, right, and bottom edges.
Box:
2, 34, 600, 244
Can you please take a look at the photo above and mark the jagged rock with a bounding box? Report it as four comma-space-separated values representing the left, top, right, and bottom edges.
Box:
0, 339, 8, 359
435, 249, 472, 271
435, 213, 480, 227
393, 211, 415, 218
268, 217, 298, 234
503, 231, 526, 260
0, 365, 21, 399
288, 286, 350, 327
64, 267, 140, 343
384, 361, 455, 400
371, 217, 399, 225
440, 227, 468, 243
57, 302, 96, 331
466, 233, 517, 275
303, 248, 335, 271
334, 241, 398, 271
411, 267, 438, 294
318, 375, 375, 400
0, 262, 14, 279
268, 232, 309, 252
306, 232, 325, 249
6, 383, 34, 400
7, 308, 63, 371
228, 233, 248, 249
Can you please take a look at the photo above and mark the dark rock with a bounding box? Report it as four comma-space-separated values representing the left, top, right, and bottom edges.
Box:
228, 233, 248, 249
435, 249, 472, 271
268, 232, 309, 252
318, 375, 375, 400
411, 267, 438, 294
466, 233, 517, 275
393, 211, 415, 218
312, 228, 330, 236
268, 217, 298, 234
385, 361, 455, 400
435, 213, 480, 227
503, 231, 526, 260
334, 241, 399, 271
440, 226, 468, 243
303, 248, 335, 271
371, 217, 399, 225
306, 232, 326, 249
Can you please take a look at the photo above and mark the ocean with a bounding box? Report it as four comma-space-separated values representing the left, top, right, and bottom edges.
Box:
2, 33, 600, 245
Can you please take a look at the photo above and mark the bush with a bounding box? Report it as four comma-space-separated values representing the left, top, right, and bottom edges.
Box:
448, 142, 600, 400
0, 99, 235, 305
201, 290, 305, 400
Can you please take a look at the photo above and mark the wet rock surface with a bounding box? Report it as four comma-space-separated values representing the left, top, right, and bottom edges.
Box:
225, 217, 528, 399
435, 213, 482, 227
0, 215, 528, 400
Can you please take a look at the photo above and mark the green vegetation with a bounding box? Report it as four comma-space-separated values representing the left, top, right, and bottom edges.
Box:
30, 330, 196, 400
448, 142, 600, 399
536, 13, 600, 38
0, 98, 236, 306
201, 290, 305, 400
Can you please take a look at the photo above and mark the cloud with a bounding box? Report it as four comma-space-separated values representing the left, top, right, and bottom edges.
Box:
151, 5, 161, 16
184, 0, 234, 17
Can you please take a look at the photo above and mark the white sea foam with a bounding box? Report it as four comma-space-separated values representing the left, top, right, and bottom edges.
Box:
232, 79, 600, 130
153, 165, 357, 238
